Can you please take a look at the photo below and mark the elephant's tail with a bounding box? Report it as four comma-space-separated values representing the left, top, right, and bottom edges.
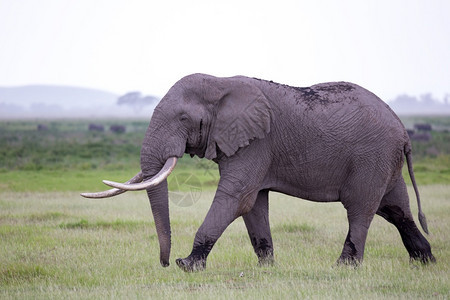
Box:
405, 142, 429, 234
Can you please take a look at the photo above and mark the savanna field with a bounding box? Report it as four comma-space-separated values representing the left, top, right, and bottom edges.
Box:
0, 117, 449, 299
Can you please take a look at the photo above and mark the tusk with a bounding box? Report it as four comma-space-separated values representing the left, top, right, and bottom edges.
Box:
80, 171, 143, 198
80, 188, 125, 199
103, 157, 177, 191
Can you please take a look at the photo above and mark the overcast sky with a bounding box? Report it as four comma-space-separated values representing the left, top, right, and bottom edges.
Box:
0, 0, 449, 101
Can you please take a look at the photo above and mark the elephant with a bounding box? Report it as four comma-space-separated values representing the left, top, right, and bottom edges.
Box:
81, 73, 435, 272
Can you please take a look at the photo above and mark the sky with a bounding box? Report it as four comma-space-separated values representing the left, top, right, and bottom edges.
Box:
0, 0, 449, 101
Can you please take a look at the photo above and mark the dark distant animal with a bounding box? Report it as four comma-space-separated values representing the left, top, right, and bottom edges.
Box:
88, 123, 104, 132
37, 124, 48, 131
110, 125, 126, 133
414, 123, 432, 131
82, 74, 435, 272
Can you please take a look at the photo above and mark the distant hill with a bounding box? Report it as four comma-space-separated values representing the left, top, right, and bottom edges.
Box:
0, 85, 158, 119
387, 94, 450, 115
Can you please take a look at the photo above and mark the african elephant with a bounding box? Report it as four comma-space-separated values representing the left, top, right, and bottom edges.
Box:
82, 73, 435, 271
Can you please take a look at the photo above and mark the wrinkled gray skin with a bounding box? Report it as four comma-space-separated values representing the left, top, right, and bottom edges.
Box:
140, 73, 434, 272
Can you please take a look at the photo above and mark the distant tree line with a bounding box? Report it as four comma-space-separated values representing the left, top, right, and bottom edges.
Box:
117, 92, 159, 112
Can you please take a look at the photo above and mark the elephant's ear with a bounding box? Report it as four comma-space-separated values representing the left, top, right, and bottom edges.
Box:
205, 80, 271, 159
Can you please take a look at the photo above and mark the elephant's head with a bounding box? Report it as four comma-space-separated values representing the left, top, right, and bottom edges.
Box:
81, 73, 272, 266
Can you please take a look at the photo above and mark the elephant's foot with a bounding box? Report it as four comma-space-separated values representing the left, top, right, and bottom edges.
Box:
337, 227, 367, 268
410, 252, 436, 264
176, 256, 206, 272
403, 230, 436, 265
257, 249, 274, 266
176, 236, 214, 272
258, 255, 274, 267
336, 255, 362, 267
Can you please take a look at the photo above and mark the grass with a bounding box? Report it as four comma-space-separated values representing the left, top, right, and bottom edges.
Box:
0, 186, 449, 299
402, 154, 450, 185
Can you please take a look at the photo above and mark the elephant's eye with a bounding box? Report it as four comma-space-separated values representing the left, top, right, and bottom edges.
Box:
180, 114, 189, 122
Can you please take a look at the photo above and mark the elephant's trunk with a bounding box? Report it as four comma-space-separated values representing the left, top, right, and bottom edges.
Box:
139, 145, 179, 267
147, 179, 172, 267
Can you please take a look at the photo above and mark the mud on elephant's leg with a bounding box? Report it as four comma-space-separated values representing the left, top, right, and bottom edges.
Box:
378, 205, 435, 264
243, 189, 274, 266
376, 179, 435, 264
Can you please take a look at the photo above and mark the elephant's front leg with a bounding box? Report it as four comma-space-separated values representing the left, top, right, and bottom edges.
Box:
176, 188, 258, 272
176, 143, 271, 272
243, 189, 274, 266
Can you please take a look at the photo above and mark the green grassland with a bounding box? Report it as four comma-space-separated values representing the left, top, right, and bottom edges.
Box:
0, 118, 449, 191
0, 118, 449, 298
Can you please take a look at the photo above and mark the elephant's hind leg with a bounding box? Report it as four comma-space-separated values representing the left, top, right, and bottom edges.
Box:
243, 189, 274, 266
338, 210, 376, 265
376, 178, 435, 263
338, 176, 385, 265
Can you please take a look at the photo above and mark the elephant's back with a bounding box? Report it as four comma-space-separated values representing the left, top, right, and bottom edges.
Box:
273, 80, 408, 164
301, 81, 392, 113
252, 78, 396, 120
252, 77, 407, 144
